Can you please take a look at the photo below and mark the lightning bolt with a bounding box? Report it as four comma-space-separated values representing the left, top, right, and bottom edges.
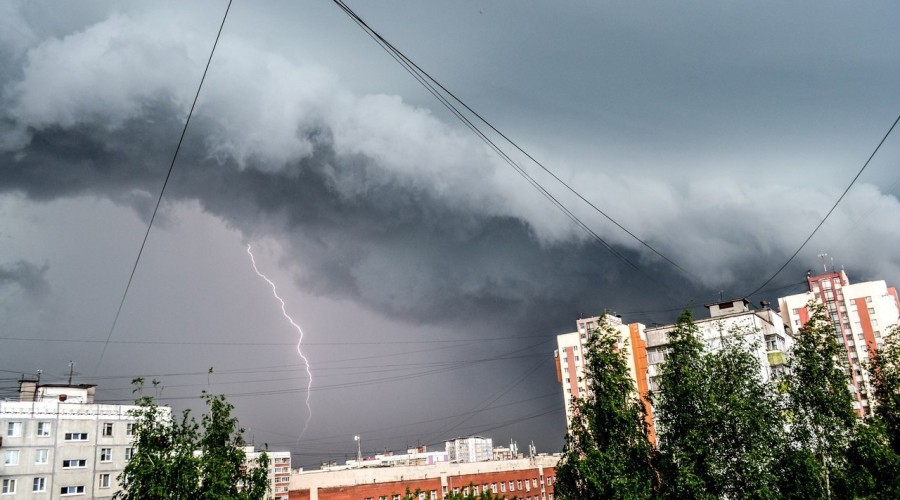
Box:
246, 244, 312, 439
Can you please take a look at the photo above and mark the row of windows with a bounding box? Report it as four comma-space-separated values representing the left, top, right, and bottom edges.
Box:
1, 474, 114, 495
2, 479, 100, 495
5, 421, 134, 438
4, 447, 134, 466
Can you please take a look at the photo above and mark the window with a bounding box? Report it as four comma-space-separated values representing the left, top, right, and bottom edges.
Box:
125, 448, 134, 460
64, 432, 88, 441
100, 448, 112, 462
37, 422, 52, 437
33, 477, 46, 492
518, 480, 524, 490
63, 459, 87, 468
866, 296, 873, 303
6, 422, 22, 437
35, 449, 49, 464
1, 479, 15, 495
60, 485, 85, 495
3, 450, 19, 466
126, 423, 135, 436
500, 483, 506, 492
103, 423, 113, 437
99, 473, 111, 489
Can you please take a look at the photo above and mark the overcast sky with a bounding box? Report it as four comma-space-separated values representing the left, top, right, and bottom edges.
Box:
2, 1, 900, 467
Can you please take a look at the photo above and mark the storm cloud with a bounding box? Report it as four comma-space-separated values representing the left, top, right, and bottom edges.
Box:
2, 1, 899, 466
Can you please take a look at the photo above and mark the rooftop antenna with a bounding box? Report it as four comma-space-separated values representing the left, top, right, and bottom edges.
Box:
818, 252, 829, 273
67, 361, 75, 385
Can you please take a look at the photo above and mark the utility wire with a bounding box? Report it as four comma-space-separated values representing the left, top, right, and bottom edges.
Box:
745, 113, 900, 298
333, 0, 689, 278
331, 0, 689, 297
94, 0, 233, 371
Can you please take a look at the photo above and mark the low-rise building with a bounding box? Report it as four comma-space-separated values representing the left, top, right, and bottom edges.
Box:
290, 455, 559, 500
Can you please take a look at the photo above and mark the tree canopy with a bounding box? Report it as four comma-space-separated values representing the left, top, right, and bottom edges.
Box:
558, 305, 900, 498
115, 377, 270, 500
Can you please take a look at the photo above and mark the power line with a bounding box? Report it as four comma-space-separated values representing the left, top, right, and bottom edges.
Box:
94, 0, 234, 372
331, 0, 690, 296
333, 1, 689, 278
745, 113, 900, 298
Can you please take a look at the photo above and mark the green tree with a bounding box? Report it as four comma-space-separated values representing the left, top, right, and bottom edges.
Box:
555, 314, 656, 500
701, 327, 782, 499
831, 323, 900, 497
778, 302, 856, 499
870, 325, 900, 454
833, 419, 900, 498
116, 378, 270, 500
653, 310, 715, 499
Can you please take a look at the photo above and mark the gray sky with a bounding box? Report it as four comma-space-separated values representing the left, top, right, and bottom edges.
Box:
2, 1, 900, 467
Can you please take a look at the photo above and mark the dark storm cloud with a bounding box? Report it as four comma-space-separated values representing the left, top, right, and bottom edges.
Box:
0, 101, 686, 331
0, 260, 50, 297
1, 4, 899, 334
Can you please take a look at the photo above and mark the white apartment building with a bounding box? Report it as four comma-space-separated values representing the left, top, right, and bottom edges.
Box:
779, 270, 900, 416
1, 381, 145, 499
644, 299, 792, 391
554, 314, 653, 439
444, 436, 492, 463
243, 446, 291, 500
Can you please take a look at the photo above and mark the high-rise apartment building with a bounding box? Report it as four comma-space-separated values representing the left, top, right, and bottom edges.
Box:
243, 446, 291, 500
0, 381, 145, 499
554, 314, 653, 441
779, 270, 900, 416
555, 301, 791, 444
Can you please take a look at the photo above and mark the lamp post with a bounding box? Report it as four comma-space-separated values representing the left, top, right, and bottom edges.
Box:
354, 435, 361, 464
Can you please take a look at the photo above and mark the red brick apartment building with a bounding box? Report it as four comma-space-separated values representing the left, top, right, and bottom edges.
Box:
289, 456, 558, 500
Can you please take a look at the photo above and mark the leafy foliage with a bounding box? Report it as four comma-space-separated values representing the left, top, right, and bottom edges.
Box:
115, 377, 270, 500
559, 304, 900, 498
778, 302, 856, 498
700, 327, 783, 499
652, 310, 716, 499
555, 314, 655, 499
870, 325, 900, 454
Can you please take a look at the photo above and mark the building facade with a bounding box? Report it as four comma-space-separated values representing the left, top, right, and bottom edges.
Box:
644, 299, 792, 391
779, 270, 900, 415
554, 302, 791, 444
244, 446, 292, 500
1, 381, 144, 499
444, 436, 492, 464
289, 455, 558, 500
554, 314, 653, 440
